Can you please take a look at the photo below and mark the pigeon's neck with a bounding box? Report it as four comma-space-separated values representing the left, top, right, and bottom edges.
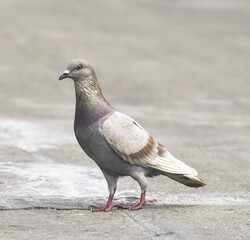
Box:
74, 74, 113, 125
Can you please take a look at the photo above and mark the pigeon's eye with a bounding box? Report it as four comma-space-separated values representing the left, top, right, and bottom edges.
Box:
76, 64, 83, 70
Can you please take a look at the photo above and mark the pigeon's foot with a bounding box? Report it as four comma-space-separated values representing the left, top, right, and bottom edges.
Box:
90, 203, 121, 212
90, 193, 121, 212
120, 191, 156, 210
121, 199, 155, 210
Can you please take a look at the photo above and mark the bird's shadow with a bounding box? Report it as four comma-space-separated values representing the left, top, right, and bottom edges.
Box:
0, 196, 197, 211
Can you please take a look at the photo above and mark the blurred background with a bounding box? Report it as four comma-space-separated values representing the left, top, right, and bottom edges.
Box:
1, 0, 250, 115
0, 0, 249, 239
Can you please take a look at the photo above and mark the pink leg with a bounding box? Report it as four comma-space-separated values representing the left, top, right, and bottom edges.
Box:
121, 191, 155, 210
90, 193, 121, 212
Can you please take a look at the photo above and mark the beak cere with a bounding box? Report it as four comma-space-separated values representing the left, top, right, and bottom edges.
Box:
59, 70, 70, 80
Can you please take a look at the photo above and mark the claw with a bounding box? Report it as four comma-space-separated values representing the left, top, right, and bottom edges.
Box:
89, 193, 121, 212
90, 203, 121, 212
120, 192, 155, 210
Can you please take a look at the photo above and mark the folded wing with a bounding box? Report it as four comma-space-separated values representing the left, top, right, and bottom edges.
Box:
101, 112, 205, 187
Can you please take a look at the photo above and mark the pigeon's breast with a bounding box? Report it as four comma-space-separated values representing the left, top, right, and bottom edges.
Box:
74, 122, 101, 159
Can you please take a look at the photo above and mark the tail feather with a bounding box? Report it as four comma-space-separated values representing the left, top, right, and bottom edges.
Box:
149, 152, 206, 188
164, 173, 206, 188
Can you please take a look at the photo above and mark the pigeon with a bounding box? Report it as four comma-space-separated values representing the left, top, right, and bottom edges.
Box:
59, 59, 205, 211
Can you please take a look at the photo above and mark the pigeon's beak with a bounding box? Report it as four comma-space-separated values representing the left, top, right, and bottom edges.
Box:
59, 70, 70, 80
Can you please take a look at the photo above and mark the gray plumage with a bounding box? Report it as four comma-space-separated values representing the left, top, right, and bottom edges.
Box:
59, 59, 205, 211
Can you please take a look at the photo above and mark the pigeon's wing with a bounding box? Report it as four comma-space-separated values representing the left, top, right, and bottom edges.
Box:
101, 112, 198, 176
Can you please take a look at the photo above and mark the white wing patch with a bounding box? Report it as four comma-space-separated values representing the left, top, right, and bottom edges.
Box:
102, 112, 149, 155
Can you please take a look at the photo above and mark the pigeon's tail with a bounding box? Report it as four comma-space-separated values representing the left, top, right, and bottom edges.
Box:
162, 172, 205, 188
149, 153, 206, 188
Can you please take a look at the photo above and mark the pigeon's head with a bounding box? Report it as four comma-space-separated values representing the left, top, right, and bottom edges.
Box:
59, 59, 94, 82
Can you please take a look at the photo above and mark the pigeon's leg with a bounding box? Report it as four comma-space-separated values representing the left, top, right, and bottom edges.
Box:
91, 170, 120, 212
122, 173, 155, 210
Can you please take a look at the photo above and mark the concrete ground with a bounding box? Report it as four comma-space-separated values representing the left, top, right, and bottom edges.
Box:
0, 0, 249, 239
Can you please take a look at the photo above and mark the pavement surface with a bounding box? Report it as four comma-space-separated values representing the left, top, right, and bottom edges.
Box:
0, 0, 249, 239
